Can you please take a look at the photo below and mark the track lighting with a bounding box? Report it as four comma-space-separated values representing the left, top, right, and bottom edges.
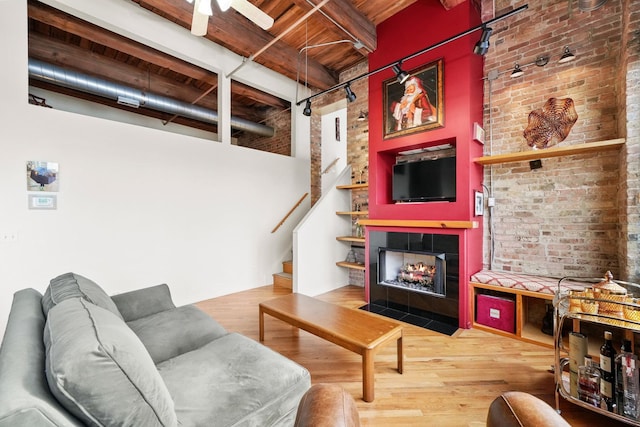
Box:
510, 63, 524, 78
558, 46, 576, 63
295, 5, 527, 110
344, 85, 356, 103
473, 27, 493, 56
392, 64, 410, 85
303, 100, 312, 116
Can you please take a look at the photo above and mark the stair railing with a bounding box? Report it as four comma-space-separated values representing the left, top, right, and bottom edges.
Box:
271, 192, 309, 233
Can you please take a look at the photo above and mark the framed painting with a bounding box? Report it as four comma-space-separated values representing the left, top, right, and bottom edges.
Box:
383, 58, 444, 139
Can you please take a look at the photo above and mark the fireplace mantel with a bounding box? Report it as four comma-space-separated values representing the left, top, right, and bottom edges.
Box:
358, 219, 478, 229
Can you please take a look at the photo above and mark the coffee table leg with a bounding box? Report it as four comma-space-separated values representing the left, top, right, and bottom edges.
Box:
259, 307, 265, 342
397, 334, 403, 374
362, 350, 374, 402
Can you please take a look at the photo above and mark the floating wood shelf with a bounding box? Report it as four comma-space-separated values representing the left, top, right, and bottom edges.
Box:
473, 138, 625, 165
336, 211, 369, 216
336, 236, 365, 244
336, 183, 369, 190
358, 219, 478, 229
336, 261, 366, 270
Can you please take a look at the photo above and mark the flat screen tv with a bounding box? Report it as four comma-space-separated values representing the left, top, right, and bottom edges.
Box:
392, 157, 456, 203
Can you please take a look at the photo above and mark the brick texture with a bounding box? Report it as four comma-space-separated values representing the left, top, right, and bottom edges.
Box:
478, 0, 639, 281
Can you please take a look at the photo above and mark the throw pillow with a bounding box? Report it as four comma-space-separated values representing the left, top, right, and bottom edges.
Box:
42, 272, 123, 320
43, 298, 177, 427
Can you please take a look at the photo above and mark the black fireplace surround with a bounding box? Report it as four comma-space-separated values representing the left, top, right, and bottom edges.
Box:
366, 231, 459, 333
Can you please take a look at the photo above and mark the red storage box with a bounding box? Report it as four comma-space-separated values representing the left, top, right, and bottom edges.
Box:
476, 294, 515, 333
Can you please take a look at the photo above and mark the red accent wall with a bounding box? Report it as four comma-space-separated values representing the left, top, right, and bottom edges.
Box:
365, 1, 485, 328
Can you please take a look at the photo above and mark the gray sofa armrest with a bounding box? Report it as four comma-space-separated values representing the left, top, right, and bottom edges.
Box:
111, 284, 176, 322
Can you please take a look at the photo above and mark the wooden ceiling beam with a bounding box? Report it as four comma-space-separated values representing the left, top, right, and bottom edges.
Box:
290, 0, 376, 52
136, 0, 338, 89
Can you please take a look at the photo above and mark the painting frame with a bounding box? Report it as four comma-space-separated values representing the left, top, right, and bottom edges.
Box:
383, 58, 444, 139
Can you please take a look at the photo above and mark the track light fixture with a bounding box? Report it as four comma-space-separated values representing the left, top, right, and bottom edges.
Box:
510, 63, 524, 78
295, 5, 527, 111
473, 27, 493, 56
392, 63, 410, 85
344, 85, 356, 103
558, 46, 576, 63
303, 100, 312, 116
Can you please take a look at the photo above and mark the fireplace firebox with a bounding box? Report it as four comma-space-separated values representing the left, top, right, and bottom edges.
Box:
378, 248, 446, 297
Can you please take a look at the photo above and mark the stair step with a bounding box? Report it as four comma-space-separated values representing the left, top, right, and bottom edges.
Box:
283, 260, 293, 274
273, 272, 292, 290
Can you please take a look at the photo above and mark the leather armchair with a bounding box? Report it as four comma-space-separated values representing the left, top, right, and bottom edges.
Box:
487, 391, 572, 427
294, 383, 360, 427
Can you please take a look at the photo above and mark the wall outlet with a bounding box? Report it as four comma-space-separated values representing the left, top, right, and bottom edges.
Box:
1, 231, 18, 242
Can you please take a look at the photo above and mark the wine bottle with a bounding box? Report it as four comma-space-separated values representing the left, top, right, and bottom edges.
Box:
600, 331, 616, 411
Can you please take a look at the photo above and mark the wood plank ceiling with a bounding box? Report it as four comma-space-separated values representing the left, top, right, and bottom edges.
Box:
27, 0, 461, 137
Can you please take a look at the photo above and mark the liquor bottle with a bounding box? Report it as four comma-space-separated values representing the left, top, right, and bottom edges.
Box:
616, 339, 632, 414
578, 356, 601, 407
600, 331, 616, 411
623, 351, 640, 420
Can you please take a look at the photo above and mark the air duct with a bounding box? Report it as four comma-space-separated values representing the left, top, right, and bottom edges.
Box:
27, 58, 275, 138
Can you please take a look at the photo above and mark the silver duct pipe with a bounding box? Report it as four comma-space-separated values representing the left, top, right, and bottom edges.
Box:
28, 58, 275, 138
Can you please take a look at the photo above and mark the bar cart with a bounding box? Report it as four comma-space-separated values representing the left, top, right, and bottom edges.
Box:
554, 272, 640, 425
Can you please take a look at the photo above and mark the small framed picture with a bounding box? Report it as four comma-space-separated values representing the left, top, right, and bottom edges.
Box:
474, 190, 484, 216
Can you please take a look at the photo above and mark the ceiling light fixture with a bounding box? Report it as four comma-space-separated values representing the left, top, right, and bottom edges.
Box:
216, 0, 232, 11
392, 63, 410, 85
473, 26, 493, 56
303, 100, 312, 116
344, 85, 356, 103
295, 4, 528, 111
197, 0, 213, 16
558, 46, 576, 63
510, 63, 524, 78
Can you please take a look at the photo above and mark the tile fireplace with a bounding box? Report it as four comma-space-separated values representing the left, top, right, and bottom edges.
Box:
366, 231, 459, 333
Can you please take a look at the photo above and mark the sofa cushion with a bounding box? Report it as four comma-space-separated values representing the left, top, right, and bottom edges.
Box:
43, 298, 177, 427
42, 272, 123, 320
158, 332, 311, 427
127, 305, 228, 364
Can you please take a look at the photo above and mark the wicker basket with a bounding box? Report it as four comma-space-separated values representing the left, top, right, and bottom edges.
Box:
624, 297, 640, 330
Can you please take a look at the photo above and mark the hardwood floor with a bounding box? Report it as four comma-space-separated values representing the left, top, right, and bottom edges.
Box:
195, 285, 626, 426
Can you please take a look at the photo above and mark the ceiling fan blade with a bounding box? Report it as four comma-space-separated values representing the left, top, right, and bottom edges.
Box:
191, 0, 210, 36
231, 0, 274, 30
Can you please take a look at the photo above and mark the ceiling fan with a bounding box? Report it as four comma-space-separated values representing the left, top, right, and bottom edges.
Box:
188, 0, 274, 36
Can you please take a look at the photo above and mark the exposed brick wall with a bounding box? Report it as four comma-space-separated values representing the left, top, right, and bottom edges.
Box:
236, 106, 291, 156
479, 0, 639, 280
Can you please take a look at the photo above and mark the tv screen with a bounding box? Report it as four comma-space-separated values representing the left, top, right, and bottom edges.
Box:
392, 157, 456, 203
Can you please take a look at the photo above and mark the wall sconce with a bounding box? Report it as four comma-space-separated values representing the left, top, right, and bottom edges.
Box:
392, 63, 410, 84
473, 27, 493, 55
505, 55, 549, 79
357, 111, 368, 121
558, 46, 576, 63
344, 84, 356, 102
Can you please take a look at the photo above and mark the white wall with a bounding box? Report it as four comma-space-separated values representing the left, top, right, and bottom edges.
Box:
294, 167, 351, 296
0, 0, 311, 338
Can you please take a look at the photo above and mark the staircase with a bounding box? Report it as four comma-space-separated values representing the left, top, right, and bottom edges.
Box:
272, 260, 293, 290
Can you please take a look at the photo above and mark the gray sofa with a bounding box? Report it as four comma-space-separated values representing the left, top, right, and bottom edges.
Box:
0, 273, 311, 426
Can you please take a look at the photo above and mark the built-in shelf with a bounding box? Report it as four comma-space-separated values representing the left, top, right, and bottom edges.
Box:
336, 261, 366, 271
336, 211, 369, 216
336, 236, 365, 244
358, 219, 478, 229
473, 138, 625, 165
336, 183, 368, 190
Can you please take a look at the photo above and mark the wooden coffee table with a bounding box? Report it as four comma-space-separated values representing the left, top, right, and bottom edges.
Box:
259, 293, 403, 402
